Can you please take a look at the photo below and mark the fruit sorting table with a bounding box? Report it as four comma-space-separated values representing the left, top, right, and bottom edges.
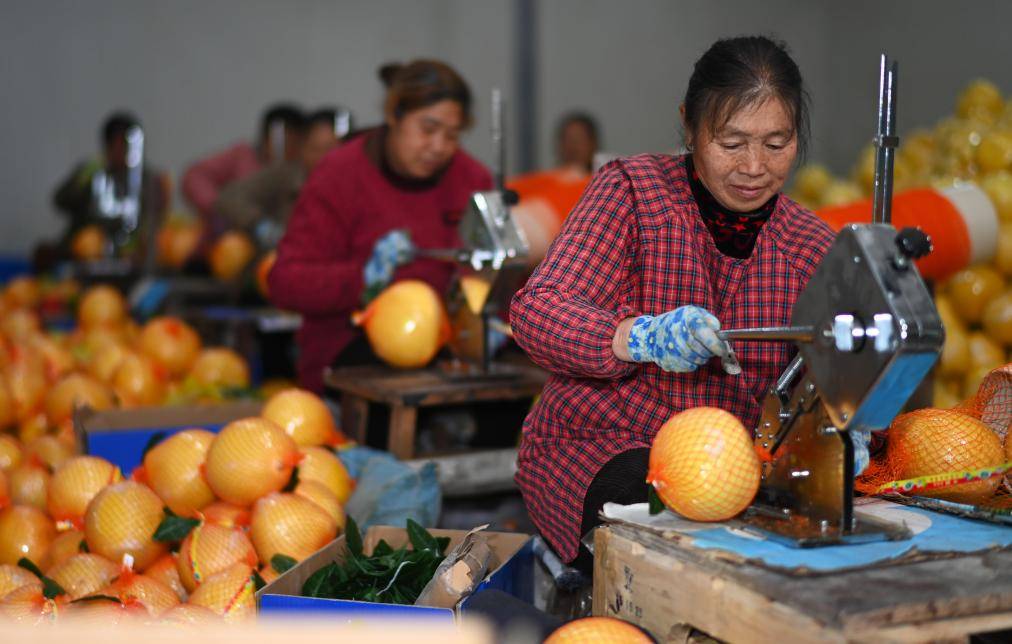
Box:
324, 363, 547, 460
593, 522, 1012, 643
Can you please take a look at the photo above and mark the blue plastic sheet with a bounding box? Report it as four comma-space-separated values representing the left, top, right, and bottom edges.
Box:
687, 502, 1012, 572
338, 446, 441, 530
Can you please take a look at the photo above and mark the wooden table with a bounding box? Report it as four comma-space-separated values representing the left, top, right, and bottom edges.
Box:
324, 364, 547, 460
593, 522, 1012, 643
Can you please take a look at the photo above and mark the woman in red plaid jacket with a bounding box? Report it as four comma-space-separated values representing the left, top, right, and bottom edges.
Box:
510, 36, 836, 569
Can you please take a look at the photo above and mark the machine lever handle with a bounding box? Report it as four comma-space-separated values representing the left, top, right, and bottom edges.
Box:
718, 326, 815, 343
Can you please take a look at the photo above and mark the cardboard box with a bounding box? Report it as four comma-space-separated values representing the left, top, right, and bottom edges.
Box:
257, 525, 534, 622
74, 400, 262, 474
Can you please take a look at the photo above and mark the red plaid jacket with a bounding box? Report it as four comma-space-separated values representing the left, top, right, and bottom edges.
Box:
510, 153, 835, 562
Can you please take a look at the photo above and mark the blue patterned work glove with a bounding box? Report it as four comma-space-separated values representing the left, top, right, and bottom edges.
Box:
362, 229, 415, 303
627, 305, 732, 373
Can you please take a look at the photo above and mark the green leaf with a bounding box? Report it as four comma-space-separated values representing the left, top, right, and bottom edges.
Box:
281, 467, 299, 493
270, 554, 297, 574
648, 484, 665, 515
372, 539, 394, 557
17, 558, 67, 599
406, 519, 438, 553
79, 539, 89, 553
345, 516, 363, 558
153, 509, 200, 542
303, 564, 338, 598
252, 570, 267, 591
435, 536, 450, 554
70, 594, 121, 604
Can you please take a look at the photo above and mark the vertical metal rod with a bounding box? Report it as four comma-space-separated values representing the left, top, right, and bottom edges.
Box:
491, 87, 505, 191
872, 54, 899, 225
513, 0, 537, 173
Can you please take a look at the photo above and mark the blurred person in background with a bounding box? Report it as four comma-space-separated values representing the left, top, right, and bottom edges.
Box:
51, 110, 168, 264
182, 103, 306, 240
215, 106, 353, 249
508, 112, 601, 263
269, 60, 492, 392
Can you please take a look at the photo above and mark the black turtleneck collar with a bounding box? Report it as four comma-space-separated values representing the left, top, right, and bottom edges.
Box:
686, 155, 777, 259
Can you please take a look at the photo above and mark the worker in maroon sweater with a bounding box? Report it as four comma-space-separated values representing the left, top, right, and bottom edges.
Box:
269, 60, 492, 392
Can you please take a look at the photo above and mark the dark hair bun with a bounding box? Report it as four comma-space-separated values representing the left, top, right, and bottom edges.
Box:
378, 63, 403, 88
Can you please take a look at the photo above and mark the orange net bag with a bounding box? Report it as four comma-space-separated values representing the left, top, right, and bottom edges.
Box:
856, 364, 1012, 511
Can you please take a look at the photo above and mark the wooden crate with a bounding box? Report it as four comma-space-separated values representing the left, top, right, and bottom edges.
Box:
593, 523, 1012, 643
324, 364, 546, 460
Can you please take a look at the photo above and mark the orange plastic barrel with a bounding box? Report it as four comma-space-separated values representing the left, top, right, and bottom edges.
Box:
816, 184, 997, 281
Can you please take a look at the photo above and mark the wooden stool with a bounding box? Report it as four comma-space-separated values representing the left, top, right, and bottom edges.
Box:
324, 364, 547, 460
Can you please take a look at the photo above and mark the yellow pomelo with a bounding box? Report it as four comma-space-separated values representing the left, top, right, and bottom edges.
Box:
204, 417, 299, 506
0, 505, 55, 567
186, 562, 256, 622
209, 231, 255, 281
9, 461, 50, 511
48, 456, 122, 529
25, 435, 74, 471
141, 429, 215, 517
145, 553, 187, 601
47, 553, 119, 599
78, 285, 127, 330
70, 225, 107, 261
294, 479, 347, 530
44, 373, 114, 427
545, 616, 655, 644
297, 446, 354, 505
100, 568, 180, 617
261, 388, 343, 447
250, 492, 337, 565
947, 266, 1004, 324
199, 501, 251, 529
176, 523, 257, 593
647, 407, 760, 522
0, 563, 42, 598
3, 276, 41, 310
0, 434, 23, 472
138, 317, 202, 378
84, 481, 167, 571
354, 280, 449, 369
188, 347, 250, 389
45, 529, 86, 569
112, 351, 167, 408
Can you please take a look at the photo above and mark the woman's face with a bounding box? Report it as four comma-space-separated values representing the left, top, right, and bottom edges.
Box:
386, 100, 464, 180
688, 98, 798, 212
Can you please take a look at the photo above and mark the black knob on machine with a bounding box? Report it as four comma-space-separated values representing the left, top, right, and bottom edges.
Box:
894, 227, 933, 260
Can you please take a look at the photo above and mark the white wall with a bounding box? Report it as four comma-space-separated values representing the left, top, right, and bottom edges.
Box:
0, 0, 512, 255
2, 0, 1012, 255
536, 0, 831, 165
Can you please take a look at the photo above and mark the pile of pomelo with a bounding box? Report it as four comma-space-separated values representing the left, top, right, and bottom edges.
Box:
71, 216, 275, 293
0, 385, 353, 624
789, 79, 1012, 403
0, 277, 258, 433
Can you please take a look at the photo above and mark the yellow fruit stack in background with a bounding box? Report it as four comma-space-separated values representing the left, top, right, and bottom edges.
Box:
790, 80, 1012, 403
